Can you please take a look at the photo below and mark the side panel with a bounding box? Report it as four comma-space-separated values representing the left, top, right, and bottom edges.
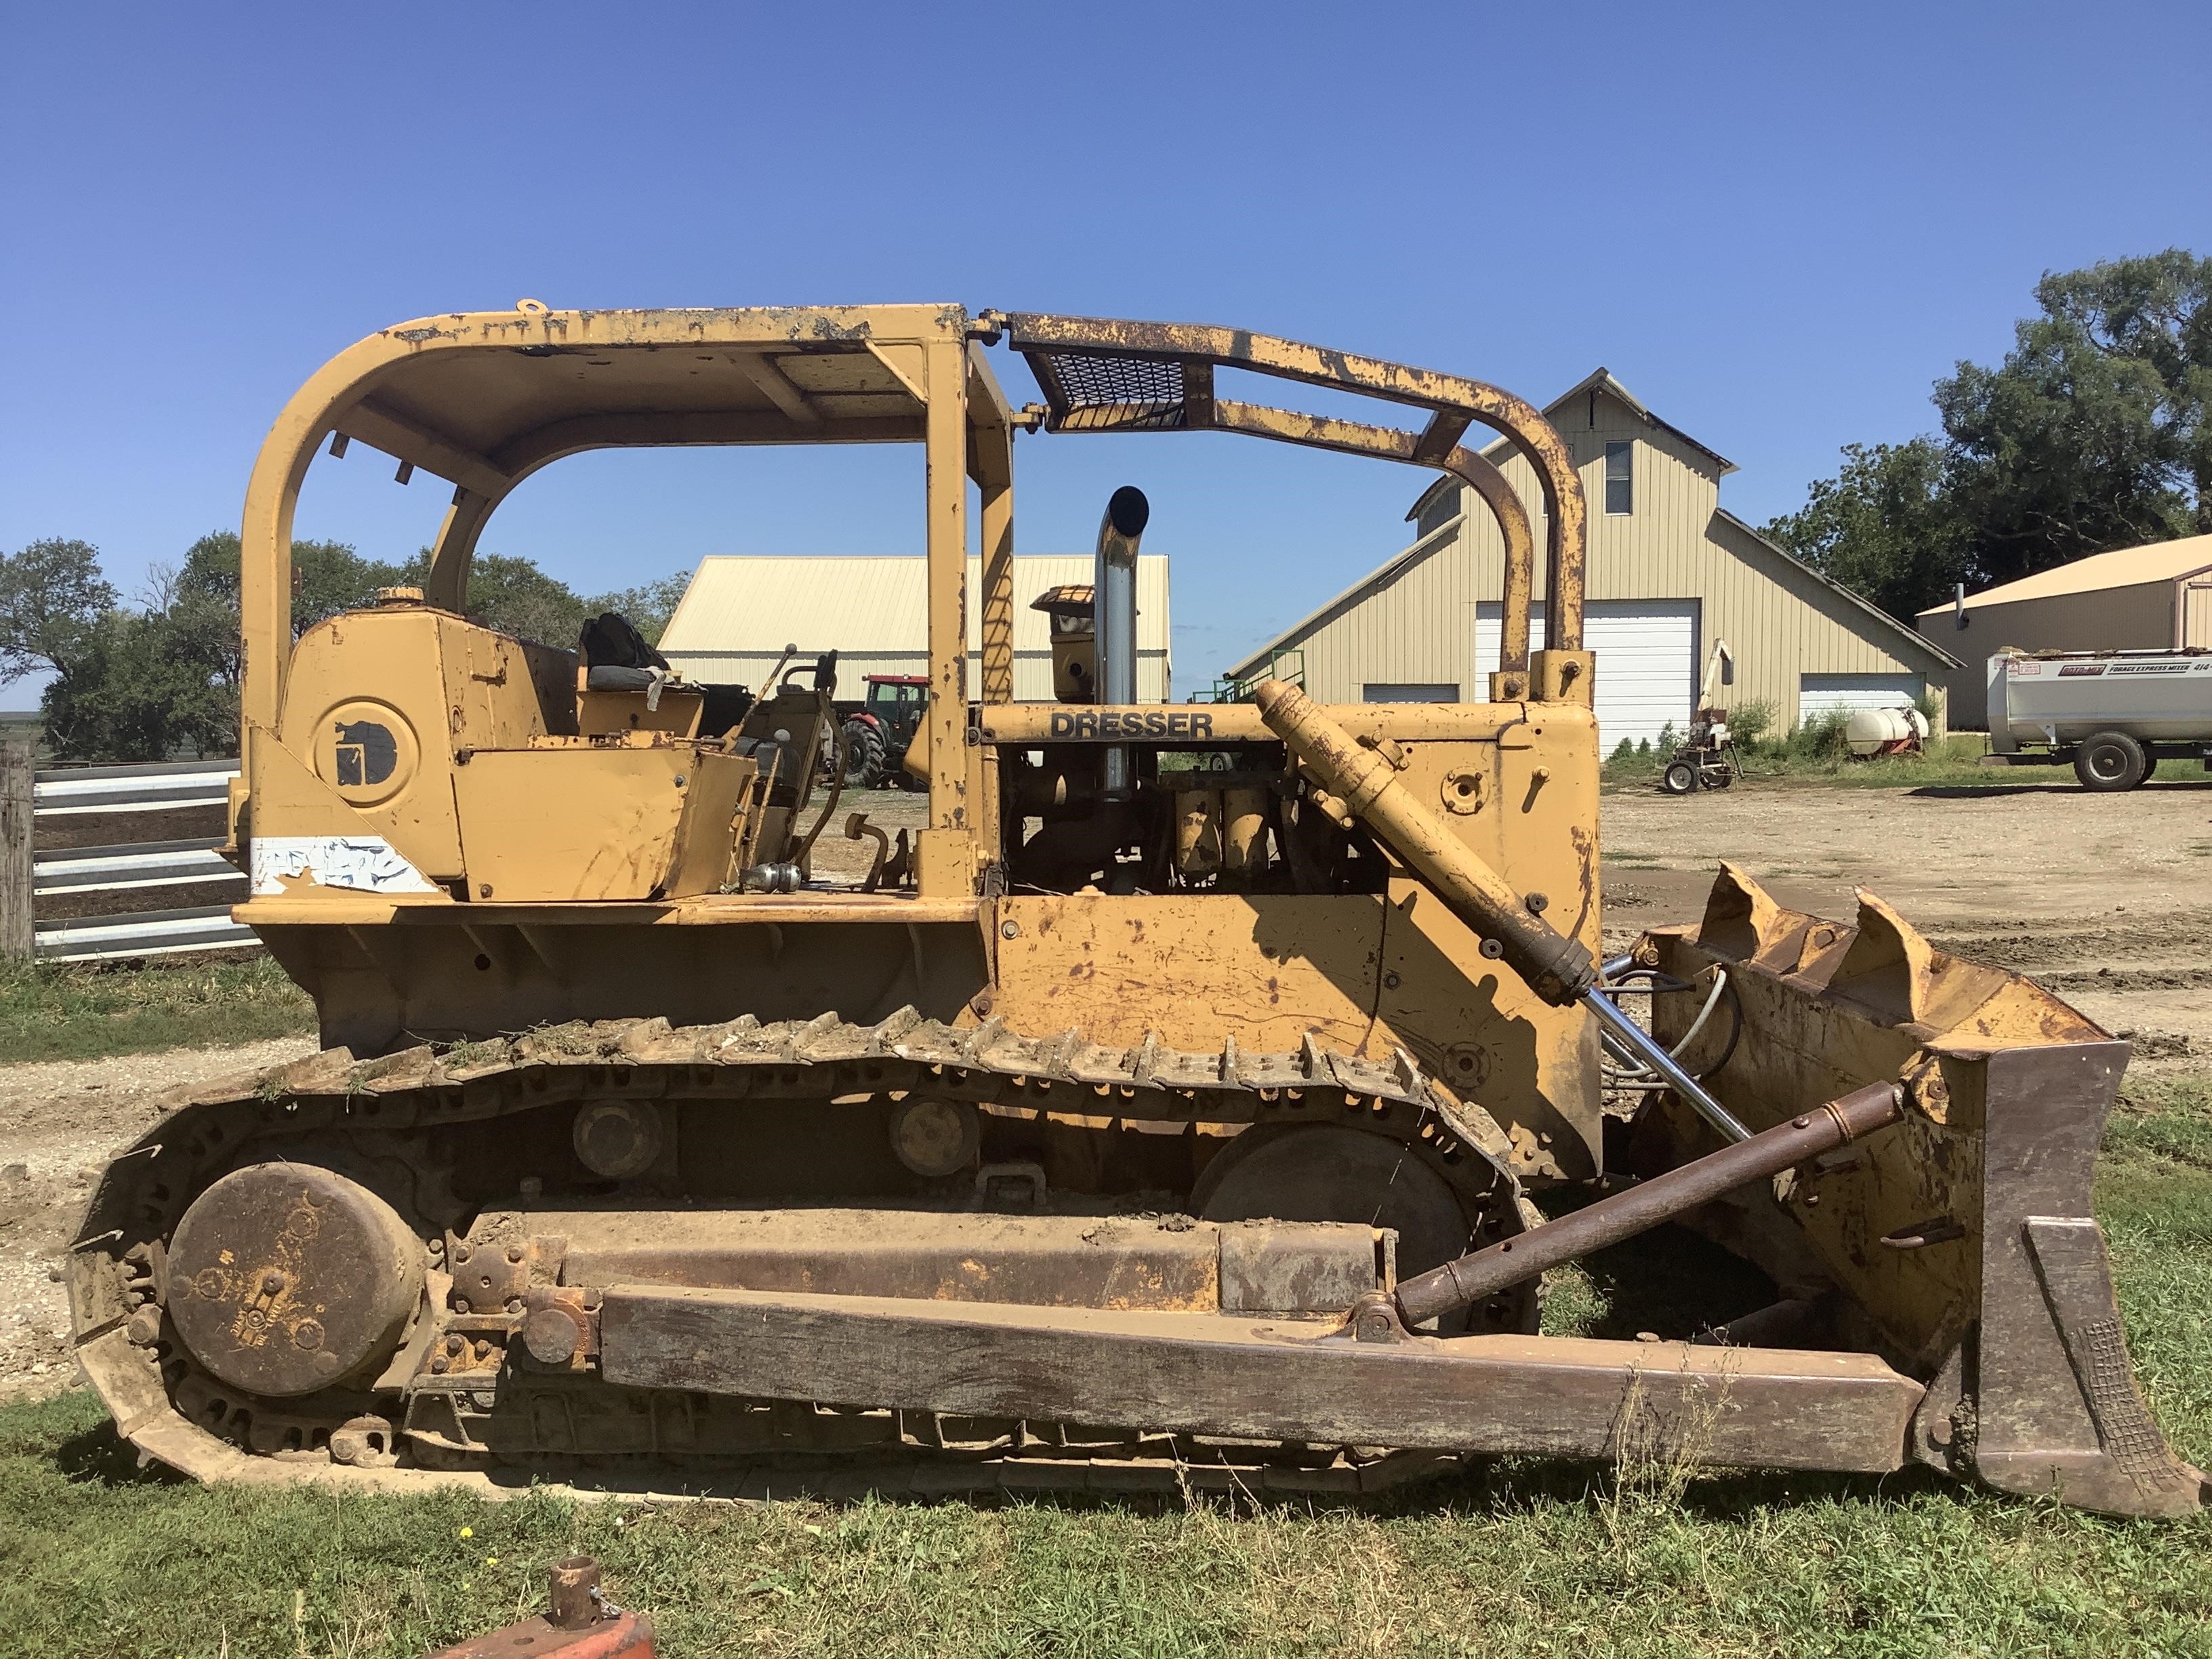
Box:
1998, 651, 2212, 743
260, 916, 990, 1054
272, 609, 475, 880
992, 895, 1382, 1054
451, 746, 749, 901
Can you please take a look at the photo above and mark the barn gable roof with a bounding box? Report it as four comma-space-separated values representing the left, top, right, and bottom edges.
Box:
1406, 368, 1735, 525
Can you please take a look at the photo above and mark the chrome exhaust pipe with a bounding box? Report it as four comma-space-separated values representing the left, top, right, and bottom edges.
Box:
1094, 485, 1147, 796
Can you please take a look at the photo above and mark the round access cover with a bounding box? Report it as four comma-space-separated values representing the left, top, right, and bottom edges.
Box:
312, 699, 420, 808
166, 1162, 424, 1399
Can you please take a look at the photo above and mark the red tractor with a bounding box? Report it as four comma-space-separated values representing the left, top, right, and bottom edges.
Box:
839, 674, 930, 788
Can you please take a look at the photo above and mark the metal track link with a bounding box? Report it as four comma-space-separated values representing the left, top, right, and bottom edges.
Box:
162, 1006, 1443, 1118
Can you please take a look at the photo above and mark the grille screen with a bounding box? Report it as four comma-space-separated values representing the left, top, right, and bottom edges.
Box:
1026, 349, 1187, 432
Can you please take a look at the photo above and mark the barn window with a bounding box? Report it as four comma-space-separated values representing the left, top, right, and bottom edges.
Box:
1604, 442, 1633, 515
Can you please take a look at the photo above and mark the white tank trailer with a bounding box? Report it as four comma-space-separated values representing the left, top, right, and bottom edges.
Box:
1985, 647, 2212, 791
1843, 705, 1931, 758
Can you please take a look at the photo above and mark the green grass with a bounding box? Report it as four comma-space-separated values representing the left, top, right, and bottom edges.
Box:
1, 1084, 2206, 1656
0, 956, 314, 1063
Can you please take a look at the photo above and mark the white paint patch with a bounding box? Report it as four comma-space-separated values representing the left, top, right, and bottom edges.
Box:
250, 836, 439, 896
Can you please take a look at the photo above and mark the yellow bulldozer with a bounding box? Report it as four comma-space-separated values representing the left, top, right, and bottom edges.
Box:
69, 304, 2202, 1517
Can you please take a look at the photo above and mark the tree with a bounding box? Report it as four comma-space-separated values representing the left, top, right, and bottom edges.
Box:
0, 538, 119, 756
4, 531, 693, 760
1763, 438, 1967, 620
1769, 249, 2211, 615
458, 553, 591, 647
0, 537, 116, 688
2032, 250, 2212, 533
586, 571, 691, 644
1936, 271, 2196, 584
398, 553, 692, 647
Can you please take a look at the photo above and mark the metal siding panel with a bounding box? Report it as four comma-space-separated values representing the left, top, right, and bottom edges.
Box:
2187, 585, 2212, 649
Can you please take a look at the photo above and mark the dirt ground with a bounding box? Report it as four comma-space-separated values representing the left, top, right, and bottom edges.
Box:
0, 1035, 319, 1399
1601, 776, 2212, 1060
4, 777, 2205, 1401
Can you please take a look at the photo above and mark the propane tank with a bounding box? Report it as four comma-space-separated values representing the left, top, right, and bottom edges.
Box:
1844, 705, 1931, 758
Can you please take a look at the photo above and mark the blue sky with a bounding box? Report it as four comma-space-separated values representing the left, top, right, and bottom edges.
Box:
4, 1, 2207, 695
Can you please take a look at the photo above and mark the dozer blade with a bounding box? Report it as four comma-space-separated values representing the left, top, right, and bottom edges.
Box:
1635, 863, 2207, 1519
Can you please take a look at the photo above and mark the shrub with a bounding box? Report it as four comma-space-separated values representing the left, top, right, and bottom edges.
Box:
1778, 710, 1852, 764
1725, 698, 1774, 748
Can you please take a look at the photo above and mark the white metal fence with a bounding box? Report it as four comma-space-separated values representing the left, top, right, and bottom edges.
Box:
26, 760, 254, 962
32, 758, 237, 816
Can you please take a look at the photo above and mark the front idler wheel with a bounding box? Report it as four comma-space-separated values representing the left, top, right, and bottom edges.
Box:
164, 1162, 425, 1399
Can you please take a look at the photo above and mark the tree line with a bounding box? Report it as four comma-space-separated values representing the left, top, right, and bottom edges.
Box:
1763, 249, 2212, 622
0, 533, 687, 761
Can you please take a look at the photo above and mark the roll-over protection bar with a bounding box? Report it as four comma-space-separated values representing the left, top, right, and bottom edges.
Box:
997, 312, 1588, 695
234, 304, 1584, 749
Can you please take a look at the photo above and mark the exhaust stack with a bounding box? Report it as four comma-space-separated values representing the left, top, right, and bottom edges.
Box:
1094, 485, 1148, 796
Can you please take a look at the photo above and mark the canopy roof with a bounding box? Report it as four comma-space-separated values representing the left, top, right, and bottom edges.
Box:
1916, 533, 2212, 617
310, 304, 979, 499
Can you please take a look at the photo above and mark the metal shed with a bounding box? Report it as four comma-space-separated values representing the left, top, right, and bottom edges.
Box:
1227, 370, 1958, 747
660, 554, 1171, 701
1914, 534, 2212, 729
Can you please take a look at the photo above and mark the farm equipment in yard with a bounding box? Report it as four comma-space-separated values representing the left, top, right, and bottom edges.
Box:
68, 305, 2204, 1518
1984, 645, 2212, 791
839, 675, 929, 789
1658, 641, 1743, 795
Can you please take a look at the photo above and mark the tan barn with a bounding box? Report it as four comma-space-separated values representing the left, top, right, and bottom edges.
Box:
1227, 370, 1959, 748
660, 554, 1172, 701
1913, 533, 2212, 729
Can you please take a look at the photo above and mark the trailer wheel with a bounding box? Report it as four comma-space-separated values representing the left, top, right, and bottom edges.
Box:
2074, 731, 2148, 792
1660, 760, 1699, 796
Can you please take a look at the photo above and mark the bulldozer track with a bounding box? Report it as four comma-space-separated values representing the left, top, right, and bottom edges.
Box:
71, 1009, 1536, 1494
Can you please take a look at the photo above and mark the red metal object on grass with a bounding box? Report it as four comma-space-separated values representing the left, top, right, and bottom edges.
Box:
425, 1557, 655, 1659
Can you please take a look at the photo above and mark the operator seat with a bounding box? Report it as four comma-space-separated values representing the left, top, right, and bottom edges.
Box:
577, 611, 670, 691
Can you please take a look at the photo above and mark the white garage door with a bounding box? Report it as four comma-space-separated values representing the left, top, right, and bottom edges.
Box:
1475, 600, 1698, 749
1799, 673, 1924, 717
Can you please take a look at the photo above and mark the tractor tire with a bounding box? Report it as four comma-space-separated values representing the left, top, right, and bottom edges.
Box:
2073, 731, 2148, 792
842, 718, 888, 790
1660, 760, 1700, 796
